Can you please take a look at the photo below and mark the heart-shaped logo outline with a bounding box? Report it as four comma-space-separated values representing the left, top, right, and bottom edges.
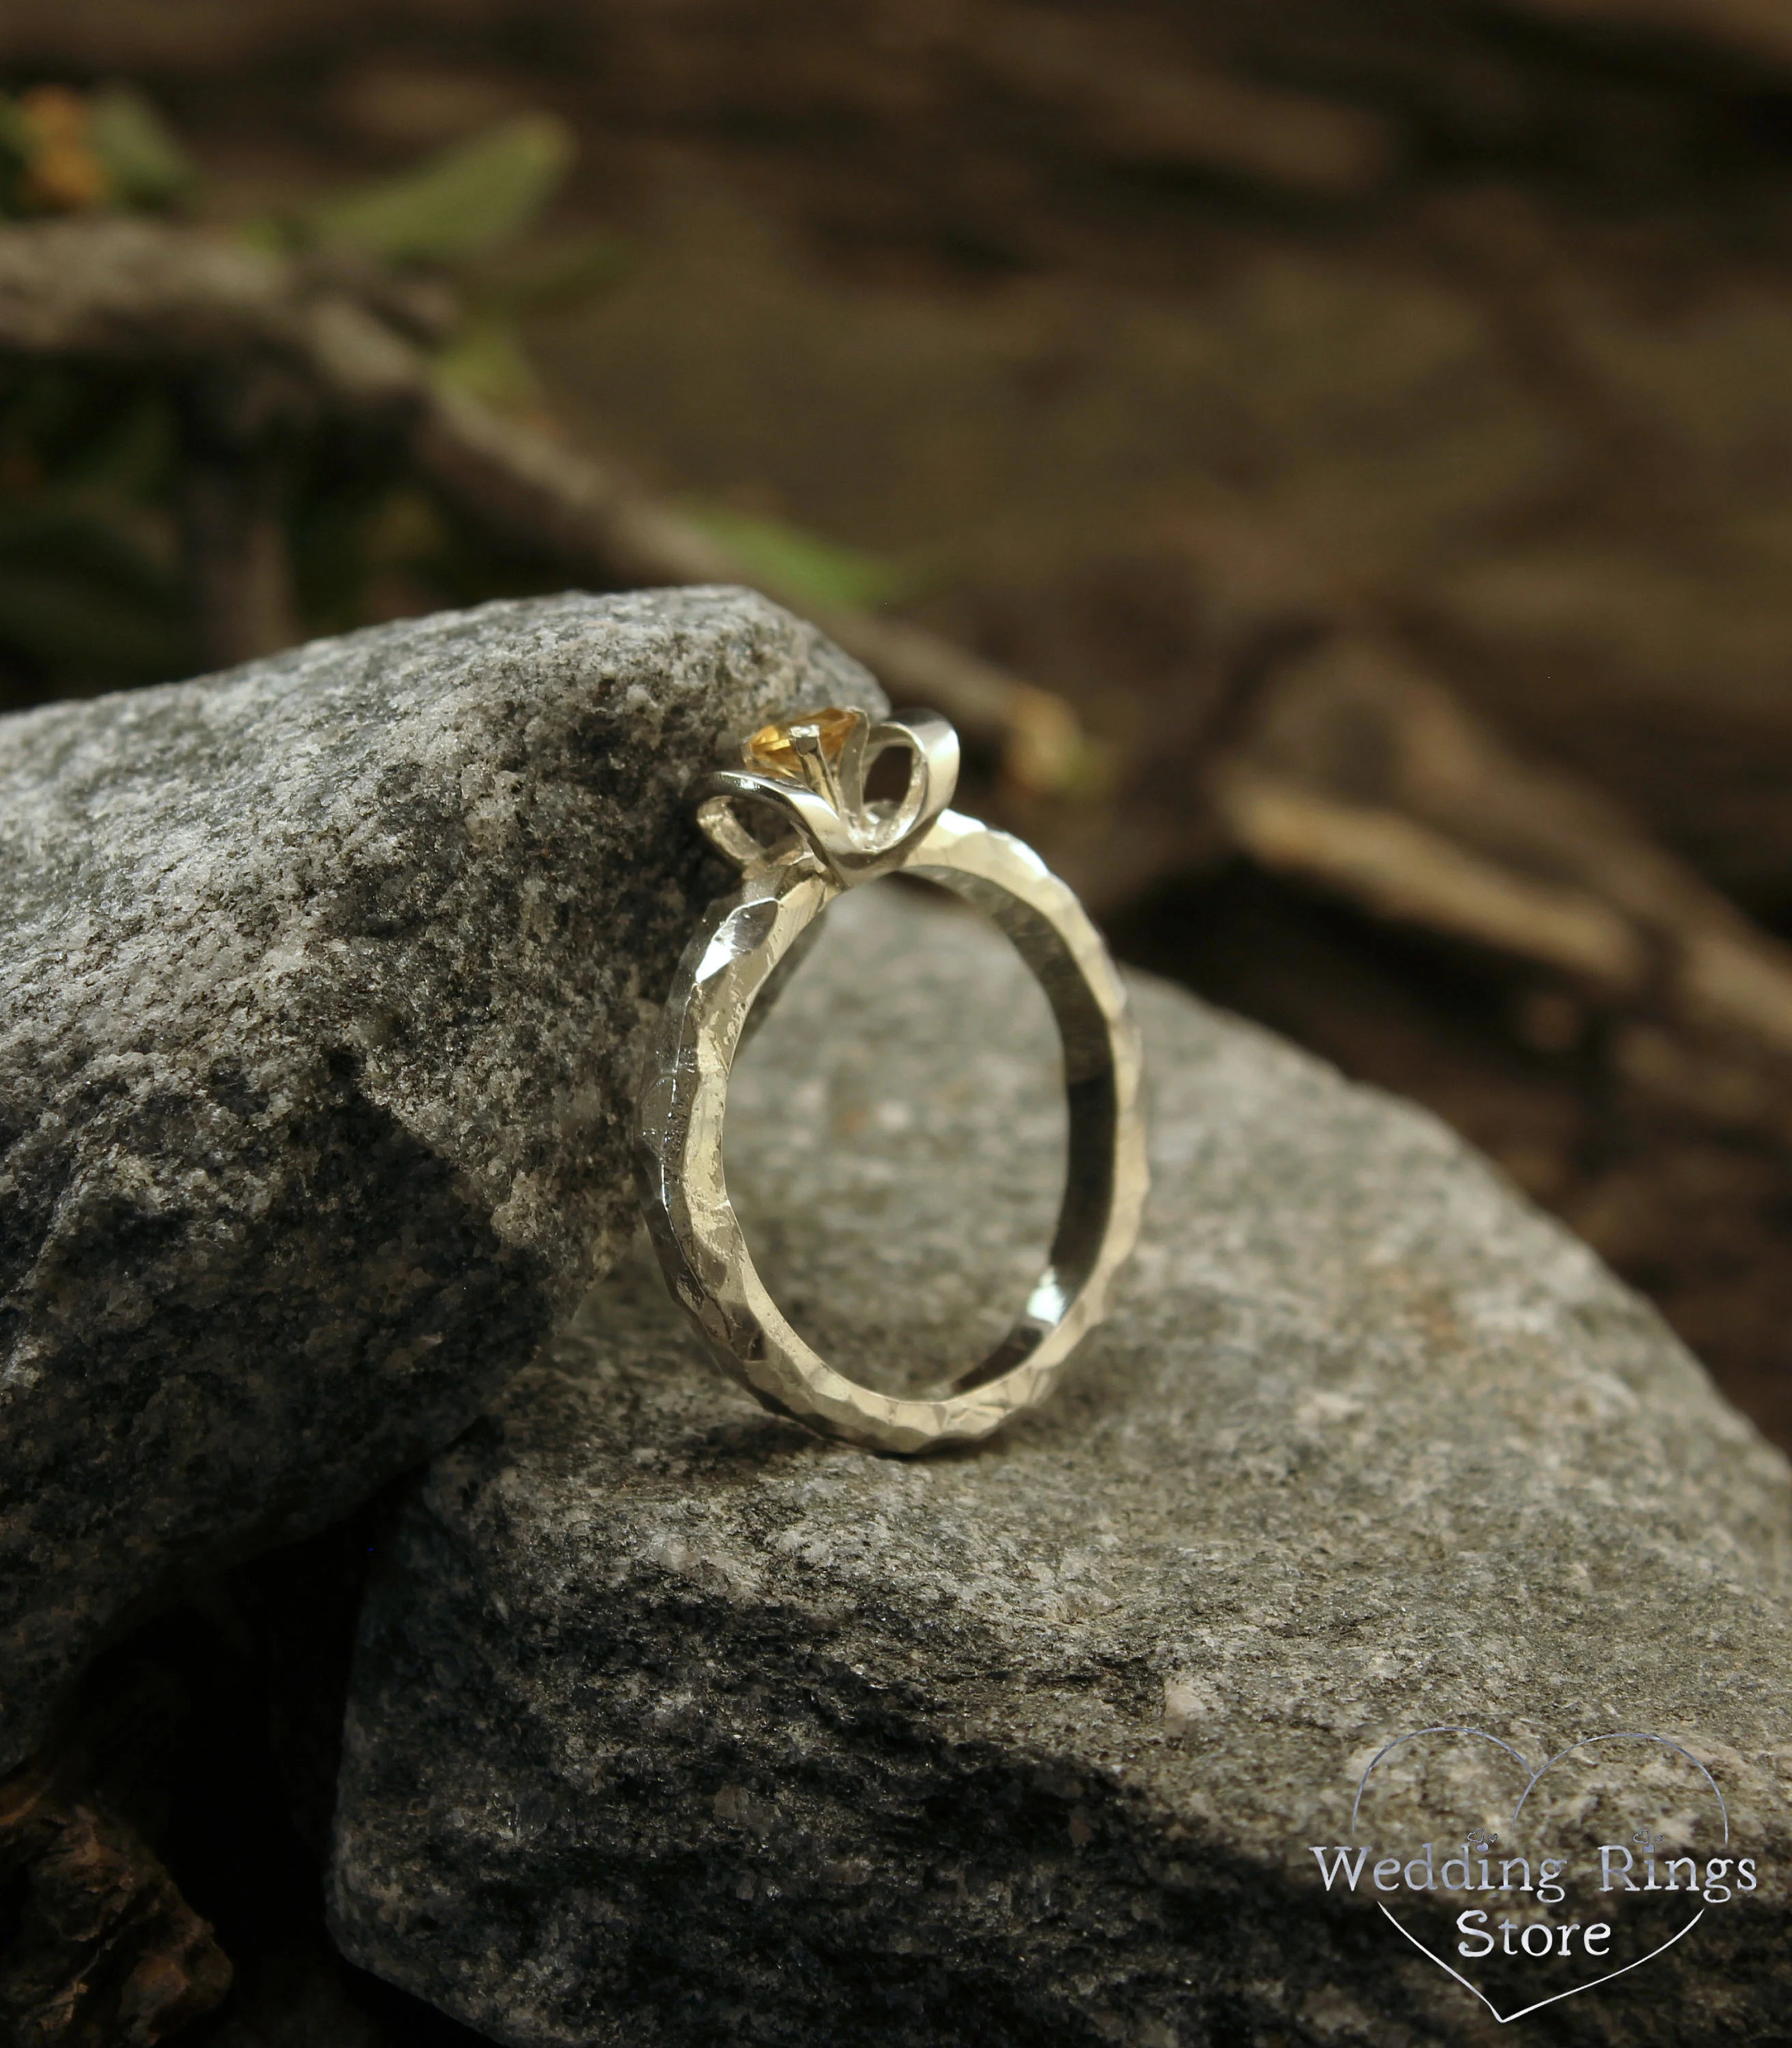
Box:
1350, 1725, 1728, 2025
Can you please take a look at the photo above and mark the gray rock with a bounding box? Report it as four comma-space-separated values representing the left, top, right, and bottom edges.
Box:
0, 586, 883, 1776
329, 883, 1792, 2046
328, 885, 1792, 2045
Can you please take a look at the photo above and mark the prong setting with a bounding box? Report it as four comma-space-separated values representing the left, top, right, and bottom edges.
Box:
696, 705, 960, 887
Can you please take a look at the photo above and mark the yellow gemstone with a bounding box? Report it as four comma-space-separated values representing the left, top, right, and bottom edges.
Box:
744, 706, 858, 780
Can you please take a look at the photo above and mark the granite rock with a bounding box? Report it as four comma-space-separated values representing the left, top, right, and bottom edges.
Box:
329, 878, 1792, 2043
0, 586, 884, 1776
328, 885, 1792, 2045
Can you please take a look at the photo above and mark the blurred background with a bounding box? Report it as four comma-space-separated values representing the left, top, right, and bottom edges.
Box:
4, 5, 1792, 2039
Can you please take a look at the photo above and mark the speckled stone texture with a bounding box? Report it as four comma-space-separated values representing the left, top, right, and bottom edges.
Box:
328, 887, 1792, 2047
0, 586, 884, 1777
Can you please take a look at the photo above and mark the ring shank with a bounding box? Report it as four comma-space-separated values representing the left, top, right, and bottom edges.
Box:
637, 808, 1147, 1453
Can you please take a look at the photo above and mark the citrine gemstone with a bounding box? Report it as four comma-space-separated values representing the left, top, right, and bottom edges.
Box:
744, 706, 858, 780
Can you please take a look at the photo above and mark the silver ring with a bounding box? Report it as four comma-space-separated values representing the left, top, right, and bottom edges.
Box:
636, 705, 1147, 1454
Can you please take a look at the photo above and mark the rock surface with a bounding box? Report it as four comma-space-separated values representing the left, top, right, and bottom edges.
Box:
330, 885, 1792, 2047
0, 586, 884, 1777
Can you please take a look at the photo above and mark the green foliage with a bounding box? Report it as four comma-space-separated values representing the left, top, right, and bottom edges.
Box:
0, 81, 192, 218
0, 87, 922, 720
474, 235, 633, 318
431, 234, 633, 414
428, 316, 543, 412
0, 94, 600, 708
301, 114, 577, 264
89, 85, 198, 210
679, 506, 925, 614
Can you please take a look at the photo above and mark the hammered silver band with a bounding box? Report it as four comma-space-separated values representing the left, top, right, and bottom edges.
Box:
636, 704, 1147, 1454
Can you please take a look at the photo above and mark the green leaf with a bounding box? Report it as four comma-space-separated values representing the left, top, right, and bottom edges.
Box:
305, 114, 576, 264
90, 84, 197, 210
679, 506, 924, 614
233, 214, 294, 255
427, 315, 541, 413
471, 233, 632, 317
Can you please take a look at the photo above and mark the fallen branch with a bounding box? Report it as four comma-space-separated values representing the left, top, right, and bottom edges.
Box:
1210, 630, 1792, 1138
